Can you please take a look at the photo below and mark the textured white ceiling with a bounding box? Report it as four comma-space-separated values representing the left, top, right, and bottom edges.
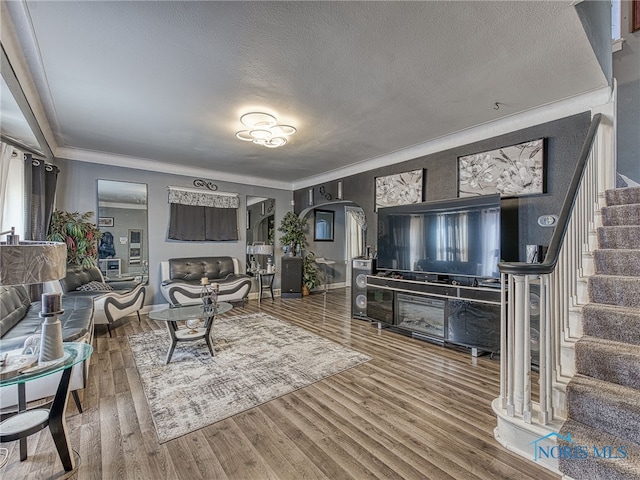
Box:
2, 1, 608, 187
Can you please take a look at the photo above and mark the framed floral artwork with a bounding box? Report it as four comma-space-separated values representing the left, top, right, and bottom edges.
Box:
375, 169, 425, 210
457, 139, 545, 198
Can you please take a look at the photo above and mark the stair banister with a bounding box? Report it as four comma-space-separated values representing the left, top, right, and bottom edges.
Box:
498, 113, 602, 277
494, 113, 604, 436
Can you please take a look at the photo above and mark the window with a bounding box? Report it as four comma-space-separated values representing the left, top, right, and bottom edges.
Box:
0, 146, 25, 238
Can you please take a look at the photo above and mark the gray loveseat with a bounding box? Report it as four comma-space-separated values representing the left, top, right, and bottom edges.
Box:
0, 284, 94, 412
160, 256, 252, 305
0, 285, 94, 353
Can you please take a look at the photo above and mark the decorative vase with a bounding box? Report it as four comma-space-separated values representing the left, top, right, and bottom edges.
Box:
200, 277, 212, 305
185, 318, 200, 333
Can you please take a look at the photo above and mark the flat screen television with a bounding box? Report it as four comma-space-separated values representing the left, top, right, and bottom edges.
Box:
376, 194, 501, 279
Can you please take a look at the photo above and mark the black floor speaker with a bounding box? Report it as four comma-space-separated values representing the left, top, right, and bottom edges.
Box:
281, 256, 303, 298
351, 258, 375, 319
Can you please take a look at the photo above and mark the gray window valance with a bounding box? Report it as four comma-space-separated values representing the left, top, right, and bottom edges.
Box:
167, 186, 239, 241
168, 186, 240, 208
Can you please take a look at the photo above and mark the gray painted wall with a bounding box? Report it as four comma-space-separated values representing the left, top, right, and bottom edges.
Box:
614, 1, 640, 183
295, 112, 592, 264
576, 0, 613, 83
53, 159, 292, 305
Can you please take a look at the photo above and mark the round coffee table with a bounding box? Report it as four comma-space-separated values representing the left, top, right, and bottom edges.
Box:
149, 302, 232, 363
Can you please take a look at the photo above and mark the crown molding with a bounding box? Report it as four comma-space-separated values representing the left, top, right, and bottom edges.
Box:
54, 147, 293, 191
291, 85, 613, 190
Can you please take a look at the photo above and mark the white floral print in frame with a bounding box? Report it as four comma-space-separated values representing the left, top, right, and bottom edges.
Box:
375, 169, 424, 210
458, 139, 545, 198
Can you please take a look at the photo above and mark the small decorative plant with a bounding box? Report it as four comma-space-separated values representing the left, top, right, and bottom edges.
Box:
303, 251, 320, 293
277, 211, 307, 256
47, 210, 102, 268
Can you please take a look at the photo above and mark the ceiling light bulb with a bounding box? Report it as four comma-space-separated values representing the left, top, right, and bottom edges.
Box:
236, 111, 295, 147
249, 129, 272, 140
240, 112, 277, 128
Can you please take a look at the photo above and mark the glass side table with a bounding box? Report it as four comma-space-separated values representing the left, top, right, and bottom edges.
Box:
0, 342, 93, 472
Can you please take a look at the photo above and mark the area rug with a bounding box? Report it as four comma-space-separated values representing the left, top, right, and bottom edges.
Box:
129, 312, 371, 443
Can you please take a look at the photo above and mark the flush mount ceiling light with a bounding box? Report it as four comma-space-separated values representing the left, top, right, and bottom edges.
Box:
235, 112, 297, 148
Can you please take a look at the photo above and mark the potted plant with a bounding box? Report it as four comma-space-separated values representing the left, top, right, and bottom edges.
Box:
47, 210, 102, 268
302, 251, 320, 295
277, 211, 307, 256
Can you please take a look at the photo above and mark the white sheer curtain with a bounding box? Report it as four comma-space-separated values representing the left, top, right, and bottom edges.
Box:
0, 142, 25, 238
346, 207, 366, 258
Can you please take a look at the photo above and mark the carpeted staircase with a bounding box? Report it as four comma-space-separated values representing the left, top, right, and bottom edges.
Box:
559, 186, 640, 479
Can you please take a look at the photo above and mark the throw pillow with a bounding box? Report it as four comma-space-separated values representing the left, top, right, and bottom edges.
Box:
76, 281, 113, 292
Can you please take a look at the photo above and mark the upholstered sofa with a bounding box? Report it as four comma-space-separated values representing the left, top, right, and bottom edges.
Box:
45, 265, 146, 336
160, 256, 251, 305
0, 284, 94, 412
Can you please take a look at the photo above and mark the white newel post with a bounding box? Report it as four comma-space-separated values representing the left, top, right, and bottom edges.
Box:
513, 275, 525, 416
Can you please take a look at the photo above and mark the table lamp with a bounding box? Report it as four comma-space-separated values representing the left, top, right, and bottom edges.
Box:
0, 227, 67, 363
247, 243, 274, 273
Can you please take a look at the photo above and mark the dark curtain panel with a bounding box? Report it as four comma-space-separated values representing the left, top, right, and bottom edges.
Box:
24, 155, 59, 300
204, 206, 238, 241
168, 203, 238, 241
25, 155, 59, 241
168, 203, 205, 240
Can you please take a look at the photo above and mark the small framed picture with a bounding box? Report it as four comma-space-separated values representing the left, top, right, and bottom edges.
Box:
314, 210, 334, 241
98, 217, 114, 227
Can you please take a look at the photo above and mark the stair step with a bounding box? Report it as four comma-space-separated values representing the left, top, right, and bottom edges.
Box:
558, 419, 640, 480
582, 303, 640, 346
575, 336, 640, 389
598, 225, 640, 249
606, 186, 640, 206
566, 375, 640, 445
594, 249, 640, 276
589, 275, 640, 308
602, 204, 640, 227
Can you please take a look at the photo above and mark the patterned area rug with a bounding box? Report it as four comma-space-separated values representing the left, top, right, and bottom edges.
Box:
129, 312, 371, 443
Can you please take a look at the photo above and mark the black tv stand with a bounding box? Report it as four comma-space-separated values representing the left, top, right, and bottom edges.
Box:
365, 275, 501, 356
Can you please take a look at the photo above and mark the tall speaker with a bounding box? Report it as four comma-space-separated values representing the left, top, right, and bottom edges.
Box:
281, 256, 303, 298
351, 258, 375, 319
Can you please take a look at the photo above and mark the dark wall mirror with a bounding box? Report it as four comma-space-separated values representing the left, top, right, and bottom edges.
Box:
314, 209, 334, 241
246, 196, 275, 275
97, 180, 149, 283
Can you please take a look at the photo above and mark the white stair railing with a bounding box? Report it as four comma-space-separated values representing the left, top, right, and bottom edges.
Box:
493, 113, 615, 467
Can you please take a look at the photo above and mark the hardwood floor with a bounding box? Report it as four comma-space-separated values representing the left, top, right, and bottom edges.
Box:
1, 288, 559, 480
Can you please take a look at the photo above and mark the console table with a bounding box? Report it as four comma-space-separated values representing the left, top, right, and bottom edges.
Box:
0, 342, 93, 472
